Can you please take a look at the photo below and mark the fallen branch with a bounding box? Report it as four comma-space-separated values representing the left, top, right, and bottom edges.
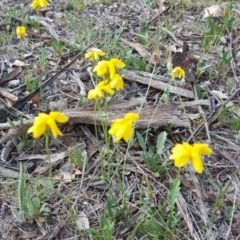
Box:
0, 99, 208, 144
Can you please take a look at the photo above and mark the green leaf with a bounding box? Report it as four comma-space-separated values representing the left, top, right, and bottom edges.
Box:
168, 178, 180, 211
7, 118, 17, 130
156, 131, 167, 155
18, 164, 25, 211
17, 141, 25, 152
136, 132, 146, 151
224, 206, 234, 220
12, 209, 25, 222
32, 197, 40, 209
37, 216, 45, 222
208, 178, 219, 192
73, 148, 85, 169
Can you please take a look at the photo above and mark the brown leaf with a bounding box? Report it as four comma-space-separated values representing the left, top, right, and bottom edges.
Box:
0, 67, 22, 86
149, 52, 161, 65
120, 38, 149, 57
13, 60, 26, 67
157, 0, 166, 14
76, 211, 90, 230
202, 5, 223, 18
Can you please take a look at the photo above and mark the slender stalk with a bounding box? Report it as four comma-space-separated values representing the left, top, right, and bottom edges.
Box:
45, 133, 53, 186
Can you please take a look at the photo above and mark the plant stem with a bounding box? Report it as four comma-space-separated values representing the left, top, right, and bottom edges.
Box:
45, 133, 53, 186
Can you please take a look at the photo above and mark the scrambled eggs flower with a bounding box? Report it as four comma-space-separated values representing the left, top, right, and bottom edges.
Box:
170, 66, 185, 79
85, 48, 106, 61
31, 0, 49, 10
109, 74, 124, 90
28, 111, 69, 139
108, 113, 139, 142
88, 81, 115, 100
93, 58, 125, 80
169, 142, 213, 173
16, 26, 26, 39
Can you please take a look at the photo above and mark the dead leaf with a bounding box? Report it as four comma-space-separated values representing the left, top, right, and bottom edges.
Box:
202, 5, 223, 18
157, 0, 166, 14
149, 52, 161, 65
210, 90, 228, 99
76, 211, 89, 231
0, 67, 22, 86
0, 88, 18, 102
13, 60, 26, 67
20, 231, 38, 239
120, 38, 149, 57
54, 171, 75, 182
72, 169, 82, 175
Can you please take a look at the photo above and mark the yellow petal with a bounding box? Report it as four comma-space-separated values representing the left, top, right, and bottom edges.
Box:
173, 156, 190, 168
169, 142, 191, 167
114, 123, 128, 140
124, 113, 139, 122
47, 118, 63, 139
110, 74, 124, 90
27, 126, 34, 134
170, 67, 185, 79
107, 61, 116, 80
191, 151, 204, 174
95, 49, 106, 56
102, 85, 115, 95
123, 126, 133, 142
27, 116, 47, 138
93, 61, 108, 76
85, 52, 94, 59
16, 26, 26, 39
108, 122, 120, 136
49, 112, 69, 123
32, 123, 47, 138
39, 0, 49, 7
87, 87, 103, 100
192, 143, 213, 155
31, 0, 39, 9
110, 58, 126, 68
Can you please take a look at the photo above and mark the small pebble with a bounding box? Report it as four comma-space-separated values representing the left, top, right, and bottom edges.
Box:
55, 12, 65, 19
8, 80, 20, 88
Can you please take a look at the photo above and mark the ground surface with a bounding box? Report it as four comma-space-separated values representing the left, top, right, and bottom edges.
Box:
1, 0, 240, 239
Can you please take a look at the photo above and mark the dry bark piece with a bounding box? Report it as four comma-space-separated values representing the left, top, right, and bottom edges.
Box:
63, 101, 199, 128
0, 100, 207, 145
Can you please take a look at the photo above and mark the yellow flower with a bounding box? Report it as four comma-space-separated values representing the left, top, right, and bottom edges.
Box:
93, 58, 125, 79
31, 0, 49, 10
169, 142, 213, 173
85, 48, 106, 61
109, 58, 126, 68
109, 74, 124, 90
28, 111, 69, 139
16, 26, 26, 39
108, 113, 139, 142
88, 81, 115, 100
170, 66, 185, 79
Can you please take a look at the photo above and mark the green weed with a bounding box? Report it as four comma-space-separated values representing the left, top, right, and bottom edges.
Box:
12, 166, 50, 223
8, 117, 29, 153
